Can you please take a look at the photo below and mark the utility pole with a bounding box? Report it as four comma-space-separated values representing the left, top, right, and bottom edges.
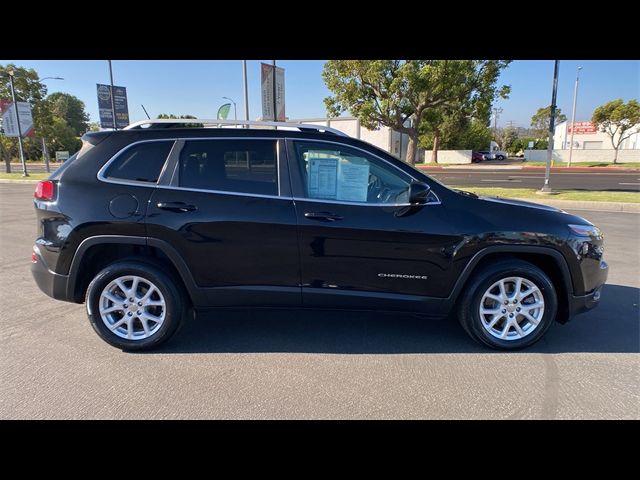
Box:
242, 60, 249, 126
567, 66, 583, 167
539, 60, 560, 194
492, 107, 503, 134
7, 70, 28, 177
272, 60, 277, 122
108, 60, 117, 130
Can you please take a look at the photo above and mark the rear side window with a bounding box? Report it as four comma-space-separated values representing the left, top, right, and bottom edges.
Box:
104, 141, 173, 183
178, 139, 278, 196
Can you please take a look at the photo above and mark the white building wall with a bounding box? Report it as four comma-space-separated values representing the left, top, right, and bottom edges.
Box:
554, 120, 640, 150
435, 150, 473, 164
524, 149, 640, 163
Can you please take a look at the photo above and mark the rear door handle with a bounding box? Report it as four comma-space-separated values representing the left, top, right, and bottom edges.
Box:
304, 212, 343, 222
157, 201, 198, 213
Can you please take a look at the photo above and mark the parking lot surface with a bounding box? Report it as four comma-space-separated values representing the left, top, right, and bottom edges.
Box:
1, 183, 638, 419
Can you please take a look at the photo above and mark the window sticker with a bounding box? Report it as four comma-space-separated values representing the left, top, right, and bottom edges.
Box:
337, 159, 369, 202
308, 156, 339, 199
307, 153, 371, 202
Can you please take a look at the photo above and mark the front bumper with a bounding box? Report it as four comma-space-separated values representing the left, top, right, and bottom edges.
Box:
569, 260, 608, 317
31, 248, 71, 302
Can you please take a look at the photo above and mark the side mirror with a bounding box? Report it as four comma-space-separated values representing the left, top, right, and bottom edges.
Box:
409, 181, 431, 205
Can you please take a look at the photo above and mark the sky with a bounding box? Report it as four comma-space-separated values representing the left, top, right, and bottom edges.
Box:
1, 59, 638, 128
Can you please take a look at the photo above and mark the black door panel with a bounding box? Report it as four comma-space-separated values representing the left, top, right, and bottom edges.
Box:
146, 138, 301, 306
287, 140, 464, 306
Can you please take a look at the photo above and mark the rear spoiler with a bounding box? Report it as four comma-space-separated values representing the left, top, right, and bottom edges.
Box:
81, 131, 113, 146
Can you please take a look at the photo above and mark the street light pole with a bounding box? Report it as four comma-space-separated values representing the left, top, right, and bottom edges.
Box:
242, 60, 249, 126
108, 60, 117, 130
272, 60, 277, 121
567, 66, 582, 168
540, 60, 560, 194
7, 70, 28, 177
222, 97, 237, 120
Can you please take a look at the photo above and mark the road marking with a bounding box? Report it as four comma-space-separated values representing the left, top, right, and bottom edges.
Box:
618, 182, 640, 185
508, 176, 546, 179
481, 179, 522, 183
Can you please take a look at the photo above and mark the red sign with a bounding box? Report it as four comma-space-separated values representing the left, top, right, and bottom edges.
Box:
568, 121, 597, 134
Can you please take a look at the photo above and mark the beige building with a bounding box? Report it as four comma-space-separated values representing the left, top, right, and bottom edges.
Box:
554, 120, 640, 150
290, 117, 422, 162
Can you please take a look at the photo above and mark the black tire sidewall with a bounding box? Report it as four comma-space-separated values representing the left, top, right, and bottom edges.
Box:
461, 262, 557, 350
86, 261, 184, 351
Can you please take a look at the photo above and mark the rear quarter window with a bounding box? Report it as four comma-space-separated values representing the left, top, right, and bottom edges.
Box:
103, 141, 173, 183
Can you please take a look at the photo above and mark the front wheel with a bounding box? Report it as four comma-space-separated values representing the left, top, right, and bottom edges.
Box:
457, 260, 558, 350
496, 154, 506, 161
86, 261, 186, 351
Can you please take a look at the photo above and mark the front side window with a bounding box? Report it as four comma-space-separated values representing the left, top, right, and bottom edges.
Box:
104, 141, 173, 183
294, 142, 411, 204
179, 139, 278, 196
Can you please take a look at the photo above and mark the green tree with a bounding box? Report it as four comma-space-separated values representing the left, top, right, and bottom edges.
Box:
591, 99, 640, 164
46, 92, 89, 136
88, 122, 101, 132
323, 60, 511, 165
421, 118, 493, 152
1, 64, 48, 172
156, 114, 197, 119
495, 127, 519, 152
530, 106, 566, 141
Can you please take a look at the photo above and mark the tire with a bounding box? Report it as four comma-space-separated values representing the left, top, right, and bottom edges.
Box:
457, 259, 557, 350
86, 261, 186, 351
496, 155, 506, 161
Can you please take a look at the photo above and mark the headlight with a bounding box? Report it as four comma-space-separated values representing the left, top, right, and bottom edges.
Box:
568, 224, 602, 237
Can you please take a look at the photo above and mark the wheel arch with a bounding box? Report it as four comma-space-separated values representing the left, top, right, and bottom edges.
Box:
67, 235, 202, 305
448, 246, 573, 324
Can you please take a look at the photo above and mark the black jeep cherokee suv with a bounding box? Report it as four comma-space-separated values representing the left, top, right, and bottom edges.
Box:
31, 121, 608, 351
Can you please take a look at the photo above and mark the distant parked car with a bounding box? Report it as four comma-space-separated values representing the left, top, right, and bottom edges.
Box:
471, 151, 485, 163
478, 150, 493, 161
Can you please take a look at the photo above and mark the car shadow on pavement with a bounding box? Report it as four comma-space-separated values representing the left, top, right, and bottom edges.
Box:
148, 284, 639, 355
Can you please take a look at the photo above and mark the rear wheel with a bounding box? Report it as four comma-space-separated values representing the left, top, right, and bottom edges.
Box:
458, 260, 557, 349
86, 261, 185, 351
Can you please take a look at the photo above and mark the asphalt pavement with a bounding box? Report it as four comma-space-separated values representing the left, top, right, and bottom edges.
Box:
0, 183, 638, 419
425, 169, 640, 191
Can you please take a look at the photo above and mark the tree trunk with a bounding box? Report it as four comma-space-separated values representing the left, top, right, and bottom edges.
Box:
406, 134, 418, 165
431, 131, 440, 164
613, 147, 618, 164
0, 143, 11, 174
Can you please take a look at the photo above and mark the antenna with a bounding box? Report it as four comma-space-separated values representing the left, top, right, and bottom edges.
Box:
141, 104, 151, 119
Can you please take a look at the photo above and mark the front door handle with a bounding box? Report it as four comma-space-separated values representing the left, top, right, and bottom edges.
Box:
157, 201, 198, 213
304, 212, 344, 222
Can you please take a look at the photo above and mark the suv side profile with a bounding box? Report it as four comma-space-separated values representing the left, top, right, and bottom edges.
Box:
31, 120, 608, 351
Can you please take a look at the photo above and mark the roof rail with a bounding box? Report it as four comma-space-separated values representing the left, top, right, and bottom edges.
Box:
123, 119, 349, 137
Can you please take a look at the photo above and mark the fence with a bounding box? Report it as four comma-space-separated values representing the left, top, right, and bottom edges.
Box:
524, 149, 640, 163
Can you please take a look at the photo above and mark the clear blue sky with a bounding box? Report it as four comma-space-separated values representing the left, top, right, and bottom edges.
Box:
1, 60, 638, 128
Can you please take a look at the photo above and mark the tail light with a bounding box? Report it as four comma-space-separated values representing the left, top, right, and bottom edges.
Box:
35, 180, 56, 201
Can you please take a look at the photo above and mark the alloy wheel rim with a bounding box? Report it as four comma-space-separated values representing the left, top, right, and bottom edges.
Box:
479, 276, 545, 341
99, 275, 166, 340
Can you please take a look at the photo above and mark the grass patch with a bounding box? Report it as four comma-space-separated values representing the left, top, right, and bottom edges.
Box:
450, 186, 640, 203
0, 172, 50, 180
523, 161, 640, 169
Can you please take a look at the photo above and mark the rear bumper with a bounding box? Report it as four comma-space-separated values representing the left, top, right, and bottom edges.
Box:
569, 260, 608, 317
31, 248, 71, 302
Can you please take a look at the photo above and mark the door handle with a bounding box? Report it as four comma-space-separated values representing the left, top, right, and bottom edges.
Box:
304, 212, 343, 222
157, 201, 198, 213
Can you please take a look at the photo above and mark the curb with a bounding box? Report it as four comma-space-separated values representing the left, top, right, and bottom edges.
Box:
0, 179, 40, 184
506, 197, 640, 213
521, 166, 639, 173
